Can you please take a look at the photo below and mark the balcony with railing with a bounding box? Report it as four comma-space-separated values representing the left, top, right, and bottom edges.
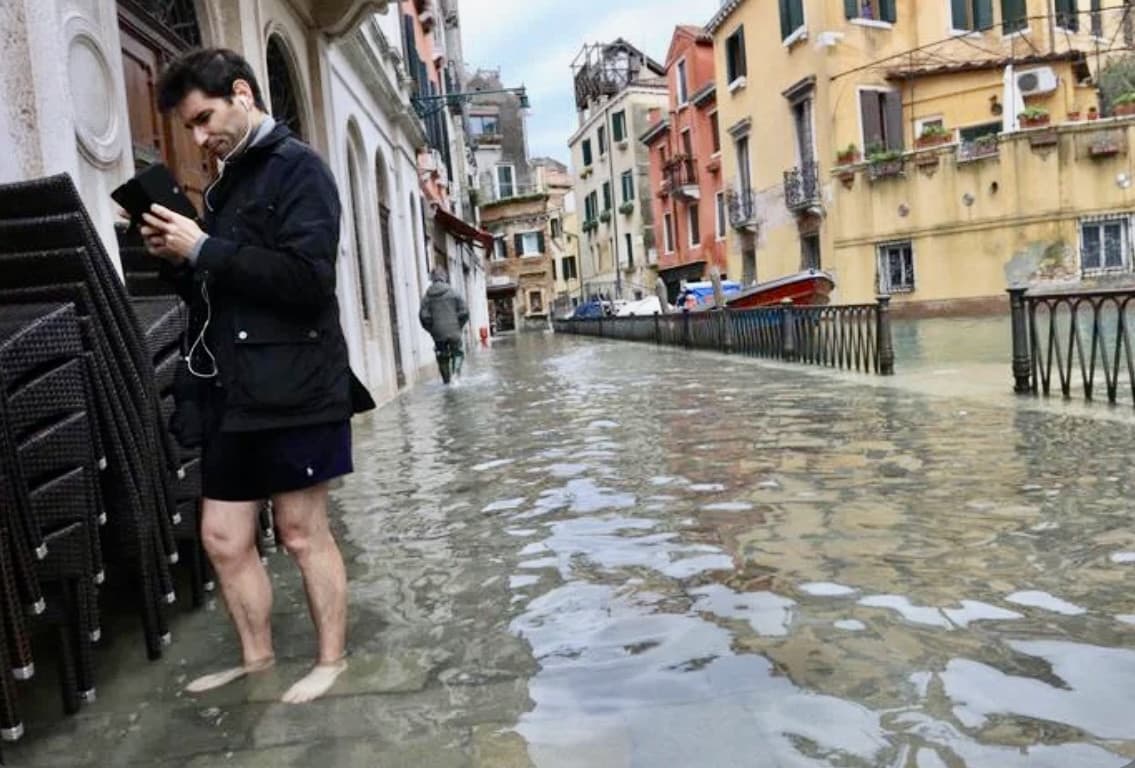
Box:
663, 155, 699, 200
726, 186, 757, 230
784, 160, 821, 212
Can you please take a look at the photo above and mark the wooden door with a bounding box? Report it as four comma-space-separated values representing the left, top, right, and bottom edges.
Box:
117, 9, 211, 215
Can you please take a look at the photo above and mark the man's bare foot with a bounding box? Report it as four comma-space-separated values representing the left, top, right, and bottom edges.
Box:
185, 656, 275, 694
281, 658, 347, 704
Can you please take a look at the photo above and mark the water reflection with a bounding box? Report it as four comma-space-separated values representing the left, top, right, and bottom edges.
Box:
358, 331, 1135, 766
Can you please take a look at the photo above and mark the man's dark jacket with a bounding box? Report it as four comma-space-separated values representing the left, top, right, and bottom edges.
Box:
165, 123, 352, 433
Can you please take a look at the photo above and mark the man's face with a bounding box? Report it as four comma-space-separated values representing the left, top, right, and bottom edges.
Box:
176, 88, 250, 160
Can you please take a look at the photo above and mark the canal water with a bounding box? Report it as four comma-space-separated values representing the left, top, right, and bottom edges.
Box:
10, 325, 1135, 767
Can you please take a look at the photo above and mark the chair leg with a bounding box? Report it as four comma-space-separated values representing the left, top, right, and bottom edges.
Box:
55, 601, 79, 717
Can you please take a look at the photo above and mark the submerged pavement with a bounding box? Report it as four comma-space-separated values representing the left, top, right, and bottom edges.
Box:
10, 331, 1135, 767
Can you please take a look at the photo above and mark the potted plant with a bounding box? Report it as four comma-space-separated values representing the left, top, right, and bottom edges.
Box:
836, 143, 860, 165
1067, 108, 1082, 121
599, 210, 612, 224
1114, 92, 1135, 117
866, 143, 903, 180
1018, 106, 1050, 128
915, 123, 952, 148
1088, 105, 1100, 120
967, 133, 1000, 159
619, 201, 635, 216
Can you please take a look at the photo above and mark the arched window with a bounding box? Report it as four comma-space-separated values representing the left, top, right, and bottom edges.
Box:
346, 143, 370, 323
266, 34, 305, 140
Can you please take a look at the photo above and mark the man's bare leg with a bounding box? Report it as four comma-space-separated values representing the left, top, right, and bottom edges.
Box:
186, 499, 275, 693
273, 482, 348, 703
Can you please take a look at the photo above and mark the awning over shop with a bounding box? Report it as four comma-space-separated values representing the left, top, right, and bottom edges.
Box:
434, 207, 493, 250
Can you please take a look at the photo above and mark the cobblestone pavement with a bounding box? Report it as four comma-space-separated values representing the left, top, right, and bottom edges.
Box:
10, 331, 1135, 767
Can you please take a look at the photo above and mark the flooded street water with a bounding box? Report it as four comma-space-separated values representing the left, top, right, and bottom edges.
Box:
12, 327, 1135, 766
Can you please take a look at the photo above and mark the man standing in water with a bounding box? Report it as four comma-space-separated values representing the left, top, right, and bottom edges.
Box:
419, 267, 470, 383
139, 48, 353, 703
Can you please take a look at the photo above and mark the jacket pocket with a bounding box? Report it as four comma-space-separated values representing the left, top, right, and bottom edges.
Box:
230, 309, 326, 410
230, 202, 276, 247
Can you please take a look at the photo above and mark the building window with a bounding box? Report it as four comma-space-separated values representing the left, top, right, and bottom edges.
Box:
529, 291, 544, 313
951, 0, 993, 31
710, 111, 721, 153
621, 170, 635, 202
496, 164, 515, 198
715, 191, 726, 240
677, 59, 689, 105
681, 128, 693, 159
735, 134, 752, 192
492, 236, 507, 261
878, 241, 915, 293
469, 114, 499, 136
515, 231, 544, 256
779, 0, 805, 41
725, 27, 747, 84
1081, 217, 1130, 272
612, 110, 627, 142
859, 89, 903, 152
688, 203, 701, 247
624, 233, 634, 268
602, 181, 612, 211
562, 256, 578, 280
1091, 0, 1103, 36
598, 125, 607, 156
844, 0, 896, 22
582, 139, 592, 167
664, 213, 675, 253
550, 218, 562, 239
801, 233, 821, 270
1055, 0, 1079, 31
585, 191, 598, 222
1001, 0, 1027, 34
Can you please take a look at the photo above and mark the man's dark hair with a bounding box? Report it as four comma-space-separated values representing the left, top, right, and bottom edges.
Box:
157, 48, 267, 113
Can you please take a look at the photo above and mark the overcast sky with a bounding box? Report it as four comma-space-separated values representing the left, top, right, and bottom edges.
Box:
457, 0, 722, 163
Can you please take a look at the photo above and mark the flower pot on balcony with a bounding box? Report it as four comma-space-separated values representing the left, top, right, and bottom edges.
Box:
1066, 111, 1081, 122
836, 149, 860, 166
619, 201, 635, 216
1019, 114, 1051, 128
599, 211, 611, 224
915, 132, 952, 149
1116, 102, 1135, 117
1088, 107, 1100, 120
867, 156, 904, 181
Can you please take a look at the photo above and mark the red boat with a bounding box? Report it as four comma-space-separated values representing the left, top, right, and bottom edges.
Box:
725, 269, 835, 309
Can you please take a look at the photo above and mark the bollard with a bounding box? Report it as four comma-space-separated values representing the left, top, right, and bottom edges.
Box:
876, 295, 895, 376
1007, 287, 1032, 393
780, 299, 798, 361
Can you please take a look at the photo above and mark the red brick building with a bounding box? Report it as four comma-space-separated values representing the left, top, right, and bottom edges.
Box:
641, 26, 725, 302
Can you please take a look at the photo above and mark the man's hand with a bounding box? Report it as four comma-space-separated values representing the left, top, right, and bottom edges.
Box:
140, 204, 203, 265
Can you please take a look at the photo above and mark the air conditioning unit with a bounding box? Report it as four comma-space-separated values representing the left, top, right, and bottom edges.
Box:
1016, 67, 1057, 96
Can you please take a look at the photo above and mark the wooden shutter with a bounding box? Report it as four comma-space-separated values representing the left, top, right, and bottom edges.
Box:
514, 234, 523, 256
537, 232, 546, 254
883, 91, 904, 151
976, 0, 994, 30
950, 0, 968, 28
860, 90, 883, 150
845, 0, 859, 17
779, 0, 793, 39
879, 0, 897, 22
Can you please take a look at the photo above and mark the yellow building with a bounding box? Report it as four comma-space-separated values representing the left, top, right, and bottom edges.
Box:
708, 0, 1131, 314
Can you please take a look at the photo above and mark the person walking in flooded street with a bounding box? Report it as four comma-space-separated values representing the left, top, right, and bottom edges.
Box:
419, 267, 470, 383
139, 48, 364, 703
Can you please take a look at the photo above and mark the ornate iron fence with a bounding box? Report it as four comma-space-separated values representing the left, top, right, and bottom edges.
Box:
1009, 286, 1135, 405
553, 297, 895, 375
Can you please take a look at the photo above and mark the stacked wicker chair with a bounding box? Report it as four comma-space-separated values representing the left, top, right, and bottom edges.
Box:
0, 173, 207, 741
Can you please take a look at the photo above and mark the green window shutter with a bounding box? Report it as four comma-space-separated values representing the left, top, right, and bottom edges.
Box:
1056, 0, 1079, 31
1001, 0, 1026, 33
779, 0, 792, 39
951, 0, 967, 28
879, 0, 896, 23
975, 0, 993, 29
603, 182, 611, 210
582, 140, 592, 166
537, 232, 546, 254
845, 0, 858, 18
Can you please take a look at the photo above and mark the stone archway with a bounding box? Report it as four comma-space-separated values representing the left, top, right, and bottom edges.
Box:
375, 152, 405, 388
265, 34, 306, 140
